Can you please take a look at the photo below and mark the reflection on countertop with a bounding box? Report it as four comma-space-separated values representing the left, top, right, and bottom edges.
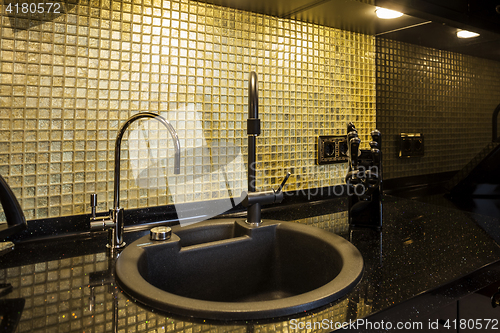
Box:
1, 195, 500, 332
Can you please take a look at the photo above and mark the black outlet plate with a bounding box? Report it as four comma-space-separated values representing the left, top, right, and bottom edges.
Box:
317, 136, 349, 165
398, 133, 424, 158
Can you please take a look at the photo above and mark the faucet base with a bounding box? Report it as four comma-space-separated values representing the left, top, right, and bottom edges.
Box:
106, 227, 126, 250
244, 220, 262, 227
106, 243, 127, 249
246, 202, 262, 225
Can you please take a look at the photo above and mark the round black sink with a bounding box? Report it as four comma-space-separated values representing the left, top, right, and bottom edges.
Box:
116, 219, 363, 320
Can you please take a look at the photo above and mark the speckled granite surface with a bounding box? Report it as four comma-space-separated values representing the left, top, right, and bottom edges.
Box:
1, 195, 500, 332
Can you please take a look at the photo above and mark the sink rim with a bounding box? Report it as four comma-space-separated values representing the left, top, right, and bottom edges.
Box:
115, 219, 364, 321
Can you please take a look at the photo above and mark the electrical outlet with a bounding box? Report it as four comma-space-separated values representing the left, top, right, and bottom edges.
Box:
398, 133, 424, 158
317, 136, 349, 165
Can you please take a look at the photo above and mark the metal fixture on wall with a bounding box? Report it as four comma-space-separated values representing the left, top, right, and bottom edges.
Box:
317, 136, 349, 165
398, 133, 424, 158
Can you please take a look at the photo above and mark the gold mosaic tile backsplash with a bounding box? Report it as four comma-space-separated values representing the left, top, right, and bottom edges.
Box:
0, 0, 376, 222
376, 38, 500, 180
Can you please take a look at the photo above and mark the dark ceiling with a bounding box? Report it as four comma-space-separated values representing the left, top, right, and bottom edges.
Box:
197, 0, 500, 62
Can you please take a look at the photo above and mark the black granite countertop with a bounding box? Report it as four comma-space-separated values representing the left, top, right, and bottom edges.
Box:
1, 195, 500, 332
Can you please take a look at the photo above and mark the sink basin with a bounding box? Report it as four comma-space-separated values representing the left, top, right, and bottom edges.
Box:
115, 219, 363, 320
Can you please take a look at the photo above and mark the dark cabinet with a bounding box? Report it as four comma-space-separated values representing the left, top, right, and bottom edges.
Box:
421, 281, 500, 333
458, 282, 500, 332
374, 0, 500, 61
377, 0, 500, 35
195, 0, 500, 61
468, 0, 500, 32
426, 0, 469, 13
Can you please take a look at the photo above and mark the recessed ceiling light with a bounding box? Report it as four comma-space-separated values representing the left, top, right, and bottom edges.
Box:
375, 7, 404, 19
456, 30, 480, 38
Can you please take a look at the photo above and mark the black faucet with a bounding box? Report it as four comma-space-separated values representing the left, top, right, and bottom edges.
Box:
345, 122, 383, 229
0, 174, 27, 256
242, 72, 291, 225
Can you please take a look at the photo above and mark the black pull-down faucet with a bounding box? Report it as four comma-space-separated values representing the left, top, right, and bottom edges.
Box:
242, 72, 291, 225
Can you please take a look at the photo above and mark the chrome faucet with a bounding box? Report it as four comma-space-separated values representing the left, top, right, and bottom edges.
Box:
242, 72, 291, 224
90, 112, 181, 250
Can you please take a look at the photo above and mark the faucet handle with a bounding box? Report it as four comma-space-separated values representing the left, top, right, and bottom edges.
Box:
273, 171, 292, 204
347, 122, 357, 133
241, 171, 292, 208
275, 172, 291, 194
90, 194, 97, 219
371, 129, 381, 148
349, 137, 361, 170
347, 130, 358, 142
89, 194, 114, 231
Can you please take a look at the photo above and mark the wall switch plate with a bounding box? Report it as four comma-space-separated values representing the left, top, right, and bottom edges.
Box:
398, 133, 424, 158
317, 136, 349, 165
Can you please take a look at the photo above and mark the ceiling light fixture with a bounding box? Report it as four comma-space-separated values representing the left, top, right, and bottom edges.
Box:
375, 7, 404, 19
456, 30, 480, 38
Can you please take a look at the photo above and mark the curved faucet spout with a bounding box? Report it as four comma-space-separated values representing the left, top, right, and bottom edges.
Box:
90, 112, 181, 251
248, 71, 258, 120
114, 112, 181, 211
247, 72, 260, 195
